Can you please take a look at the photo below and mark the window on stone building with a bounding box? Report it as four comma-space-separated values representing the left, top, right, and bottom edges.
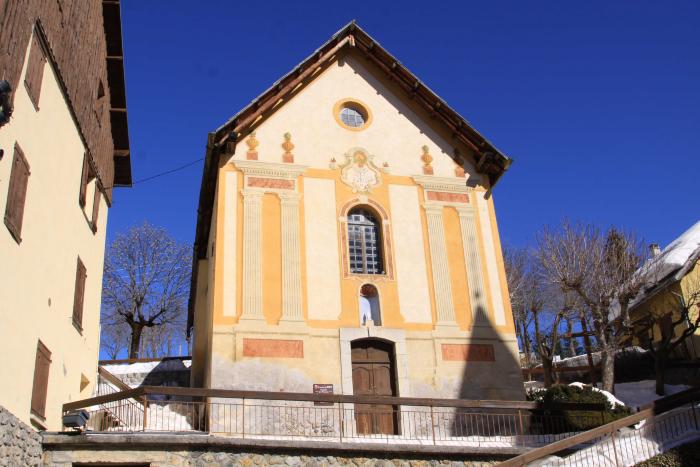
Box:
4, 143, 30, 243
347, 207, 384, 275
31, 340, 51, 421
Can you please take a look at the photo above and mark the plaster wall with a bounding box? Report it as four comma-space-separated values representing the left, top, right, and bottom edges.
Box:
0, 33, 109, 430
191, 49, 523, 401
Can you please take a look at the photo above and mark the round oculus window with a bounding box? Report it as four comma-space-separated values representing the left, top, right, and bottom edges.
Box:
340, 106, 365, 127
334, 99, 372, 131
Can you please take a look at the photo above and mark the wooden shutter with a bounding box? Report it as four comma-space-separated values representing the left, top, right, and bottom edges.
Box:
4, 143, 30, 243
78, 154, 89, 207
72, 257, 87, 331
31, 340, 51, 419
24, 32, 46, 109
90, 184, 101, 233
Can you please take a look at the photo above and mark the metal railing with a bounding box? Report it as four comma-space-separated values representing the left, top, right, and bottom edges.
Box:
63, 386, 606, 450
498, 386, 700, 466
91, 367, 146, 431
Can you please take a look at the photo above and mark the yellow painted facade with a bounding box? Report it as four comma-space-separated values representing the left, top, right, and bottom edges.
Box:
191, 43, 523, 401
630, 259, 700, 359
0, 33, 110, 430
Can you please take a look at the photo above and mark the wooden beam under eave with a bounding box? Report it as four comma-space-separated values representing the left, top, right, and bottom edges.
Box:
355, 40, 482, 155
228, 35, 353, 141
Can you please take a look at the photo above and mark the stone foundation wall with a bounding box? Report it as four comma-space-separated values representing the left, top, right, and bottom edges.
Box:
0, 405, 42, 466
41, 434, 510, 467
43, 448, 498, 467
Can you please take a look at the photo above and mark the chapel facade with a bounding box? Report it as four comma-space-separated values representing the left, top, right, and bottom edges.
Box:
189, 23, 524, 414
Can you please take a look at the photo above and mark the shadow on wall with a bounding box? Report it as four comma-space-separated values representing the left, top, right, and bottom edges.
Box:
450, 303, 525, 436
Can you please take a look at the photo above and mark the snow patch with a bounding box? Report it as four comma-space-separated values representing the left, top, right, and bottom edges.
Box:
631, 220, 700, 306
568, 382, 626, 408
102, 358, 191, 375
614, 380, 691, 409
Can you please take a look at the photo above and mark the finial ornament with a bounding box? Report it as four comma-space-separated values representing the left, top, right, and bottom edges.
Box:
246, 132, 259, 160
421, 145, 434, 175
282, 132, 295, 163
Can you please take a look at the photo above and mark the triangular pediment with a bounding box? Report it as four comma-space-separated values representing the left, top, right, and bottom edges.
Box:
212, 21, 510, 186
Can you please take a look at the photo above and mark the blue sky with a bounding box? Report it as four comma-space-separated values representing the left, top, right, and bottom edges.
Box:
111, 0, 699, 252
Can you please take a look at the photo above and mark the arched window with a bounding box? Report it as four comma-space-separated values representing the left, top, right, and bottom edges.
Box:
359, 284, 381, 326
347, 207, 384, 275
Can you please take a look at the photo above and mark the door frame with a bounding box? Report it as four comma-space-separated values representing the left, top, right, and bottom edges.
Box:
350, 337, 399, 435
339, 327, 410, 397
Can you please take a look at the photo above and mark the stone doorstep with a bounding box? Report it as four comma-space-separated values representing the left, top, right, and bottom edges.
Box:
41, 432, 524, 458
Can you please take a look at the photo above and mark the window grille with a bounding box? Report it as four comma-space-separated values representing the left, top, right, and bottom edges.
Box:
348, 208, 383, 274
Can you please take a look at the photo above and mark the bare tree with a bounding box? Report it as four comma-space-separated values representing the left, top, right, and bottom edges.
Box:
101, 222, 191, 359
639, 277, 700, 395
537, 221, 647, 392
100, 321, 130, 360
504, 247, 533, 371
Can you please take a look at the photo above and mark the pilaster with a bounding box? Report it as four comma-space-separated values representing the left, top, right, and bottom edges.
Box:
279, 191, 303, 321
240, 189, 264, 320
456, 206, 488, 323
423, 203, 456, 325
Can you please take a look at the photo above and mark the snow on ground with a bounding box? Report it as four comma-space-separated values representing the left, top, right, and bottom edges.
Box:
532, 405, 700, 467
614, 380, 691, 409
525, 379, 692, 410
146, 403, 193, 431
569, 382, 625, 408
102, 358, 191, 375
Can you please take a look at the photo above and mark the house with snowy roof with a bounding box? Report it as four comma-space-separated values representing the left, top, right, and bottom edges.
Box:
628, 221, 700, 359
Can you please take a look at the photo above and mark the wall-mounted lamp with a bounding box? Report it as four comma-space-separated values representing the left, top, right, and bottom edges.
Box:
0, 79, 12, 127
62, 409, 90, 431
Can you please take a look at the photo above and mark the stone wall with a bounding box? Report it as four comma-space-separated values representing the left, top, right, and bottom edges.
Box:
41, 433, 510, 467
43, 449, 498, 467
0, 405, 42, 466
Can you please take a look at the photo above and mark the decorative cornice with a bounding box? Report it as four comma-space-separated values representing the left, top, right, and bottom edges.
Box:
277, 191, 302, 202
412, 175, 472, 193
234, 160, 307, 179
455, 205, 476, 217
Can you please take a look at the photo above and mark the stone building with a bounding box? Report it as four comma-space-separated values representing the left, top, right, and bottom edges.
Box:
0, 1, 131, 431
188, 22, 523, 434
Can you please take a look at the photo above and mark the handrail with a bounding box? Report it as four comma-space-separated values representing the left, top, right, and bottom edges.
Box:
63, 385, 606, 413
497, 385, 700, 466
97, 366, 146, 404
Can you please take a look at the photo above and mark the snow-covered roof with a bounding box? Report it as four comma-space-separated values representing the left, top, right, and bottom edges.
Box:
632, 220, 700, 307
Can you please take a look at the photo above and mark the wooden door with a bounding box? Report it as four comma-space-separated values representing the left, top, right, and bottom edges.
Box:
351, 339, 398, 435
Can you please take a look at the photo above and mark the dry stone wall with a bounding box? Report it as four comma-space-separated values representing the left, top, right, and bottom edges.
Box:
43, 448, 498, 467
0, 405, 42, 466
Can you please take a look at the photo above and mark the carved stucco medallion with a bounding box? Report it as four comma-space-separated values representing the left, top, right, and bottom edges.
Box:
338, 147, 382, 193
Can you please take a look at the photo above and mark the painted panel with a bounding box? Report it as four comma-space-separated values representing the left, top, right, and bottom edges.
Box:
242, 338, 304, 358
388, 185, 432, 323
222, 171, 237, 316
441, 344, 495, 362
303, 178, 342, 320
476, 193, 506, 326
427, 191, 469, 203
248, 177, 294, 190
